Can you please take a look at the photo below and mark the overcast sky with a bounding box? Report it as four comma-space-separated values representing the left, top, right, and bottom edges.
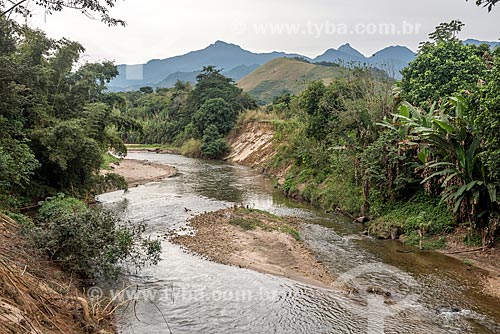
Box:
24, 0, 500, 64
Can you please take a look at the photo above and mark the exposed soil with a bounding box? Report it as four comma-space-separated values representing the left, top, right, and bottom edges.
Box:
0, 214, 115, 334
102, 159, 177, 187
226, 121, 277, 168
440, 228, 500, 299
171, 208, 336, 288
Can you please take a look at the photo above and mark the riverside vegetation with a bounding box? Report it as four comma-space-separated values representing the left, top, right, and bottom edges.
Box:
0, 13, 161, 333
115, 21, 500, 251
1, 1, 499, 331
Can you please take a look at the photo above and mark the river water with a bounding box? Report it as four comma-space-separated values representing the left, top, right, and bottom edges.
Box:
97, 152, 500, 334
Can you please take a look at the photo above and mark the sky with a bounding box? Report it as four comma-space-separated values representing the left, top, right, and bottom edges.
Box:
23, 0, 500, 65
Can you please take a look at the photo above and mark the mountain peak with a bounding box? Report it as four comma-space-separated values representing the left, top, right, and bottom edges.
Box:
337, 43, 365, 58
210, 40, 239, 49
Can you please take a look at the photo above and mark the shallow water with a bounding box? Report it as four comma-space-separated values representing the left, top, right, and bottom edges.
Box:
97, 152, 500, 334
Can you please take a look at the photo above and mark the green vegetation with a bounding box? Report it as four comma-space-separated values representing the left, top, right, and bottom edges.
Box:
261, 21, 499, 248
32, 195, 161, 280
237, 57, 353, 105
101, 152, 121, 170
118, 66, 257, 159
0, 14, 160, 281
229, 208, 301, 240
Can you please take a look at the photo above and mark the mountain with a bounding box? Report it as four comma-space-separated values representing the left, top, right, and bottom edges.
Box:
109, 41, 305, 90
313, 44, 415, 79
314, 43, 367, 64
369, 46, 416, 77
464, 39, 500, 49
109, 39, 499, 91
237, 58, 351, 104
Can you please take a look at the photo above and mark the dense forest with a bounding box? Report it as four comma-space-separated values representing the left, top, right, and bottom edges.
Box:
118, 66, 257, 158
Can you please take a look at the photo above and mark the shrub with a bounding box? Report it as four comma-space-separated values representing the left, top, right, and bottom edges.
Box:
181, 138, 202, 158
33, 195, 161, 280
200, 125, 229, 159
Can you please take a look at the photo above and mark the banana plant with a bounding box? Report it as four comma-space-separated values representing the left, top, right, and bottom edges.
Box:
391, 96, 498, 227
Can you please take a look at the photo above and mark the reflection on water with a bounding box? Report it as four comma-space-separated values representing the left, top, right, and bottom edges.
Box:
98, 153, 500, 334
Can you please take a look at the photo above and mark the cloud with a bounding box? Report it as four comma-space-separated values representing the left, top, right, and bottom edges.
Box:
26, 0, 500, 64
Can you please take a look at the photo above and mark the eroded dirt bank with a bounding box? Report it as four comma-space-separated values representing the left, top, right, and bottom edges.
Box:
171, 208, 335, 288
0, 214, 115, 334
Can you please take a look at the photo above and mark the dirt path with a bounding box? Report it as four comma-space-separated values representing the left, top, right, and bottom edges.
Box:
172, 208, 336, 288
102, 159, 177, 186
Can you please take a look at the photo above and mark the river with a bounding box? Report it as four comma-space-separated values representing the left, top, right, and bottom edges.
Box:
97, 152, 500, 334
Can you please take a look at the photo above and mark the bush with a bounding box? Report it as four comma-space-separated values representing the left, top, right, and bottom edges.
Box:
200, 125, 229, 159
33, 195, 161, 280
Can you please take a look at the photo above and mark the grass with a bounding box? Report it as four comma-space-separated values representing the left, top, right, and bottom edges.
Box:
229, 217, 258, 230
238, 58, 347, 104
229, 208, 301, 241
180, 139, 202, 158
101, 152, 121, 170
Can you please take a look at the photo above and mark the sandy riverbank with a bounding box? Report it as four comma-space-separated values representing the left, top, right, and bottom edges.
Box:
172, 208, 336, 288
440, 230, 500, 299
102, 159, 177, 187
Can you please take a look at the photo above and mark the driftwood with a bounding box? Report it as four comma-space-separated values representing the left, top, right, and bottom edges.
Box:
442, 247, 485, 255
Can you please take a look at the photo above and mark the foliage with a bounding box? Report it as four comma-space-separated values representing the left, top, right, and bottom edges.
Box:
33, 195, 161, 280
181, 138, 202, 158
401, 31, 488, 105
0, 18, 132, 206
268, 68, 392, 214
386, 97, 499, 246
200, 125, 230, 159
467, 53, 500, 188
468, 0, 499, 11
118, 66, 257, 158
0, 0, 125, 26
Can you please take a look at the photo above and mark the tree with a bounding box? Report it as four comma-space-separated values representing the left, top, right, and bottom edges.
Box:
192, 97, 236, 136
0, 0, 125, 26
0, 19, 131, 204
200, 125, 229, 159
401, 21, 488, 105
390, 98, 498, 247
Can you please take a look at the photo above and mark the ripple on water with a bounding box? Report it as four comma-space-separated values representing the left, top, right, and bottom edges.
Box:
97, 153, 499, 334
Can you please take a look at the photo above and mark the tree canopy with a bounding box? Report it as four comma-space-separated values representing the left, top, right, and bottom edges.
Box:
0, 0, 125, 26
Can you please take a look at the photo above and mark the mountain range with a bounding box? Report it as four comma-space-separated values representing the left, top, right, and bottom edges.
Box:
108, 39, 499, 91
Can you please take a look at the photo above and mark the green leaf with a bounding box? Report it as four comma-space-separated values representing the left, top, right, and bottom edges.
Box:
432, 119, 454, 134
487, 184, 497, 203
399, 104, 410, 118
417, 148, 429, 164
453, 195, 464, 213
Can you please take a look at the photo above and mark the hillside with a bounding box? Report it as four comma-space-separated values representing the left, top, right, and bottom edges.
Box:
237, 58, 348, 104
109, 41, 304, 90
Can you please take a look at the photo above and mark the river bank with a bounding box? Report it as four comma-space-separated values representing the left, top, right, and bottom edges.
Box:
0, 214, 115, 334
171, 207, 336, 288
102, 158, 178, 187
225, 121, 500, 300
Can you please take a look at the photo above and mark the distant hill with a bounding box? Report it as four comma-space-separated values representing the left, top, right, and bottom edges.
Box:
313, 43, 416, 79
237, 58, 350, 104
109, 39, 500, 92
464, 39, 500, 49
109, 41, 304, 91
